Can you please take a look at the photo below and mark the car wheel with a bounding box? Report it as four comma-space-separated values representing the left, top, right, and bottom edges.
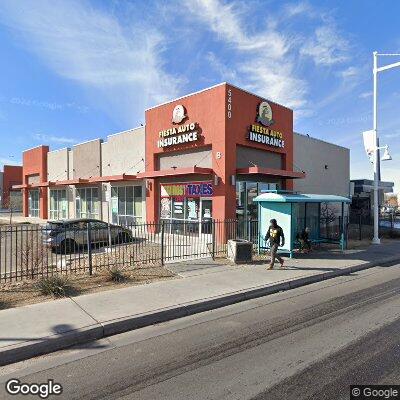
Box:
60, 239, 77, 254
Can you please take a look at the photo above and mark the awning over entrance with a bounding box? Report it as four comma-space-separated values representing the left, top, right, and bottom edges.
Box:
13, 174, 140, 190
85, 174, 138, 183
236, 166, 305, 179
137, 166, 213, 179
12, 182, 49, 189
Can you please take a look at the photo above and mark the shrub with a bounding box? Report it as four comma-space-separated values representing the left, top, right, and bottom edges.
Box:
36, 275, 73, 297
106, 266, 127, 283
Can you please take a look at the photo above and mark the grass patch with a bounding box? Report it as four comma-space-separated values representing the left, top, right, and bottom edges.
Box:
35, 275, 75, 297
106, 266, 128, 283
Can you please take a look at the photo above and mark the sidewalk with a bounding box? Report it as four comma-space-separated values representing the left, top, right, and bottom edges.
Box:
1, 241, 400, 366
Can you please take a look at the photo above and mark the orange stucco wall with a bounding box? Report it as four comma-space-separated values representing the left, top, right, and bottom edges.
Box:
22, 146, 49, 219
2, 165, 22, 208
145, 83, 294, 222
226, 84, 294, 191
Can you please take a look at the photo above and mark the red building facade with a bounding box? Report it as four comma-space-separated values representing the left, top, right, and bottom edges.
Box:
143, 83, 303, 225
1, 165, 23, 209
16, 83, 307, 223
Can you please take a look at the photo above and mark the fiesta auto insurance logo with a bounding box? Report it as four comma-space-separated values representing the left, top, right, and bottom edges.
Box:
172, 104, 187, 124
257, 101, 274, 127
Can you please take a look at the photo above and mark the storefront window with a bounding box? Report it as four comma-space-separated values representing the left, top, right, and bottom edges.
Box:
247, 182, 258, 220
236, 182, 246, 221
28, 189, 40, 218
160, 198, 171, 219
76, 187, 99, 219
110, 185, 143, 225
49, 189, 68, 220
187, 198, 200, 220
236, 181, 281, 221
160, 182, 212, 235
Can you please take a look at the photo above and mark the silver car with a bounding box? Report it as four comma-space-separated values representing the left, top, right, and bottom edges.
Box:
43, 219, 133, 253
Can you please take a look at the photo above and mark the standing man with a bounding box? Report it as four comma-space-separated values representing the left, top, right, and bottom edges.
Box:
265, 219, 285, 269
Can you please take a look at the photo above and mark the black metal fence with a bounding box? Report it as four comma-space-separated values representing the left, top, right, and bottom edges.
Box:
0, 220, 262, 283
0, 216, 353, 284
348, 212, 400, 240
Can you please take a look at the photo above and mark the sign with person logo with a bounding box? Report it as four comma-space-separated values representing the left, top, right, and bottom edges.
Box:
257, 101, 274, 127
172, 104, 187, 124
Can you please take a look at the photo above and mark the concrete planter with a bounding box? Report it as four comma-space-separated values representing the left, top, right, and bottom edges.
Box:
227, 239, 253, 264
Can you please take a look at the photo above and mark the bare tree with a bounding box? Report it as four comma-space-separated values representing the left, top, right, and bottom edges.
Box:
320, 202, 336, 224
20, 232, 47, 279
7, 193, 22, 225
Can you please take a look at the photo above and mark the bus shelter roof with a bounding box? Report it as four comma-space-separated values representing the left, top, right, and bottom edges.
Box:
254, 192, 351, 204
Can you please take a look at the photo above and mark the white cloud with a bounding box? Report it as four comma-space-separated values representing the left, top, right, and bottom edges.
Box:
338, 66, 359, 79
33, 133, 77, 144
359, 91, 373, 99
300, 25, 350, 66
284, 1, 313, 18
206, 52, 238, 81
0, 0, 182, 125
183, 0, 307, 109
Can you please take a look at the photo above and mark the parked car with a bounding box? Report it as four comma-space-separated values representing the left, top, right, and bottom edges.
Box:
43, 219, 133, 253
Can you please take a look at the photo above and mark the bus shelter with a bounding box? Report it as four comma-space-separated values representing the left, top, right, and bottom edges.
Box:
253, 191, 351, 258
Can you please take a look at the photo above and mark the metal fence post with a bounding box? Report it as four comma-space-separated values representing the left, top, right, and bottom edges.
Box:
160, 221, 165, 266
359, 214, 362, 241
211, 219, 216, 260
87, 223, 93, 275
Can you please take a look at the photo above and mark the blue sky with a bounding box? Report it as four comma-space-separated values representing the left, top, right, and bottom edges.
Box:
0, 0, 399, 192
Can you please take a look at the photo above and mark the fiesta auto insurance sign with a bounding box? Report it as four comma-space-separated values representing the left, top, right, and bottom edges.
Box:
160, 182, 213, 198
247, 101, 285, 149
157, 104, 201, 148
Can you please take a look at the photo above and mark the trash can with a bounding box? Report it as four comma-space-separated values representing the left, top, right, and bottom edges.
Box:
227, 239, 253, 263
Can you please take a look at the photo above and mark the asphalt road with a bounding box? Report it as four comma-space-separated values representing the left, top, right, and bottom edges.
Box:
1, 263, 400, 400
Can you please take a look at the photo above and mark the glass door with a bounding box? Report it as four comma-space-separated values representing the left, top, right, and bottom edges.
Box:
28, 189, 40, 217
200, 199, 212, 234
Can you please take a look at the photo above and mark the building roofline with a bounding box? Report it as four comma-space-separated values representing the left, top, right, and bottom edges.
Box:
145, 82, 227, 112
294, 132, 350, 151
72, 138, 103, 147
22, 144, 49, 153
145, 82, 292, 112
106, 125, 144, 139
48, 147, 71, 154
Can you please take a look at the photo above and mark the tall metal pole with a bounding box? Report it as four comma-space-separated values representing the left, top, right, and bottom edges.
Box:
372, 51, 380, 244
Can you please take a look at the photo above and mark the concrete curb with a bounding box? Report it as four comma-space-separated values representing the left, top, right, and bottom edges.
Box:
1, 255, 400, 366
0, 325, 103, 367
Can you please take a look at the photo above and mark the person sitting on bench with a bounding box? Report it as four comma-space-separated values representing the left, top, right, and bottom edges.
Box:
297, 227, 311, 253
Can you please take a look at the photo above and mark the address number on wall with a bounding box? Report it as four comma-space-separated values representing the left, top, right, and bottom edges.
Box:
227, 88, 232, 119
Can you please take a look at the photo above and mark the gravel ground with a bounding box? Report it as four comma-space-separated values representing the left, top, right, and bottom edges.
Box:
0, 262, 176, 310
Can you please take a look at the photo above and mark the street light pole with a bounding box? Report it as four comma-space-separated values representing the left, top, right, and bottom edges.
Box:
372, 51, 380, 244
370, 51, 400, 244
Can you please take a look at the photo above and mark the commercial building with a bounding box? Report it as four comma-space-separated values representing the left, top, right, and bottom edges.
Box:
15, 83, 350, 226
350, 178, 394, 217
0, 165, 22, 210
